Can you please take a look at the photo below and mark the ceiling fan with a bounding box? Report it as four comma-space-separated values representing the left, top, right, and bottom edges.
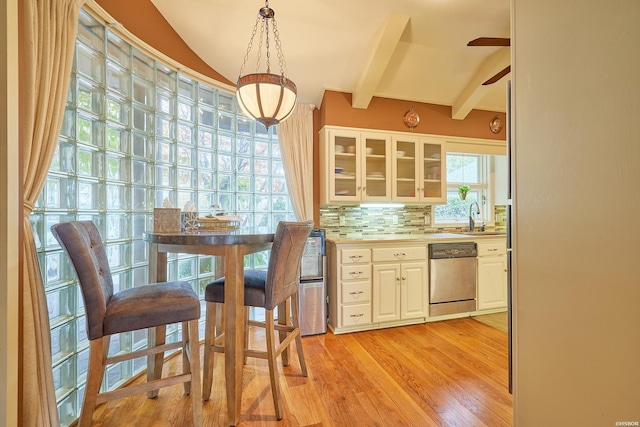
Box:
467, 37, 511, 85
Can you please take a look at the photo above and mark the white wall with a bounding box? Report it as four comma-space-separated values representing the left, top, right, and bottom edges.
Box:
0, 0, 20, 425
512, 1, 640, 426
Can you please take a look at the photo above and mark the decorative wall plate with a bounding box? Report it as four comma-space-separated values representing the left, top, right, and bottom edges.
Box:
489, 116, 503, 134
403, 107, 420, 131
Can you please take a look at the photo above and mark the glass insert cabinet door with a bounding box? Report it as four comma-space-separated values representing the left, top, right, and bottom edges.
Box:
331, 131, 359, 202
392, 135, 419, 200
323, 129, 391, 203
421, 139, 445, 203
392, 136, 446, 204
361, 134, 390, 201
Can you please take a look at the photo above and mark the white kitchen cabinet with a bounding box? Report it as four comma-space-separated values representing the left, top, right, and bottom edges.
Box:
327, 240, 429, 334
326, 244, 372, 333
319, 128, 391, 204
392, 135, 446, 204
477, 240, 508, 310
320, 126, 446, 205
371, 246, 428, 323
372, 263, 400, 322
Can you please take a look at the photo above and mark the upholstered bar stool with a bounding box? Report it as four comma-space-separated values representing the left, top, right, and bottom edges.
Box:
202, 220, 313, 420
51, 221, 202, 427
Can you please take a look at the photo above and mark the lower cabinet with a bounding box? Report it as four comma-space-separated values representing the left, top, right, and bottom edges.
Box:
371, 246, 428, 323
327, 237, 506, 334
327, 242, 428, 334
327, 245, 372, 332
477, 240, 508, 310
372, 262, 428, 322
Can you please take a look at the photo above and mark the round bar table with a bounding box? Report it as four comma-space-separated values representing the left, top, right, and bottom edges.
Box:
145, 228, 275, 426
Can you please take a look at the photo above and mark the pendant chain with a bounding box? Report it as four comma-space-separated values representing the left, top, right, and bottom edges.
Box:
238, 0, 288, 80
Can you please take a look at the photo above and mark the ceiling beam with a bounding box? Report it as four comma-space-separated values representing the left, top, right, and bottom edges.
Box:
452, 48, 510, 120
351, 13, 410, 109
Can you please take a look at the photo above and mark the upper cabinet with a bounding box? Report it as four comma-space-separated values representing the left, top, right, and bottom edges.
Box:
320, 126, 446, 205
392, 135, 446, 204
320, 128, 392, 204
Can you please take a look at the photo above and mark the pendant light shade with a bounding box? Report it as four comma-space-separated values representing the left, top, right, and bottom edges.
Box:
236, 1, 297, 129
237, 73, 297, 129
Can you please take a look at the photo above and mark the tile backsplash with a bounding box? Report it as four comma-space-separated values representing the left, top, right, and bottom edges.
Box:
319, 205, 430, 235
493, 205, 507, 232
319, 204, 507, 236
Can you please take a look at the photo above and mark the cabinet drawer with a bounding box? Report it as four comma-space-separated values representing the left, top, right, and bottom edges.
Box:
477, 242, 507, 256
340, 249, 371, 264
372, 246, 426, 262
341, 281, 371, 303
341, 265, 370, 281
341, 304, 371, 326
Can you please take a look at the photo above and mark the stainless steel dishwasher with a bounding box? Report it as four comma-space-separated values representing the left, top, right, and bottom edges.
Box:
428, 242, 477, 316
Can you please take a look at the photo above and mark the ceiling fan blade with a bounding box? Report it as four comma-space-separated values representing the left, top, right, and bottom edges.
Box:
482, 66, 511, 85
468, 37, 511, 47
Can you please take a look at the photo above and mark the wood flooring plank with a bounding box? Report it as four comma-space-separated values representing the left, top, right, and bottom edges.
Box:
384, 323, 512, 426
85, 318, 512, 427
355, 329, 492, 427
339, 333, 441, 426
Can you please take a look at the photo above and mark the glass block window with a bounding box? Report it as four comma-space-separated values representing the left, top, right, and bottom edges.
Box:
32, 8, 294, 426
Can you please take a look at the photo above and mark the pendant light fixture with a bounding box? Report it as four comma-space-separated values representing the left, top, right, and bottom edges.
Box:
236, 0, 297, 129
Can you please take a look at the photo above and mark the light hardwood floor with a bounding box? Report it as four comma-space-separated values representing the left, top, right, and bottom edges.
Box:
87, 317, 512, 426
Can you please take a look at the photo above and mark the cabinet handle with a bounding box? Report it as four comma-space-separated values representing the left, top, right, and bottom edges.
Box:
349, 271, 363, 276
349, 255, 362, 260
349, 313, 364, 318
349, 291, 364, 296
394, 252, 406, 257
488, 248, 498, 252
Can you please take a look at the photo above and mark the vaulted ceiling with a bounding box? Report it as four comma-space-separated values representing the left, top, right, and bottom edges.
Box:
151, 0, 510, 119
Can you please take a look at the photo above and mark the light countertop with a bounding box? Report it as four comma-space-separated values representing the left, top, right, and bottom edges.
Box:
326, 232, 506, 244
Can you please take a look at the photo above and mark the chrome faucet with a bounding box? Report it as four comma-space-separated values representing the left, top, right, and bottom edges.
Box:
469, 202, 480, 232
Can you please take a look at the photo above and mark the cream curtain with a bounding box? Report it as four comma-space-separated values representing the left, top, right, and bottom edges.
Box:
20, 0, 84, 425
277, 104, 315, 221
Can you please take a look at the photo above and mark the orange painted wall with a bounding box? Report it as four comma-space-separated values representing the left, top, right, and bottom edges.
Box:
319, 90, 506, 141
95, 0, 232, 85
313, 91, 506, 216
